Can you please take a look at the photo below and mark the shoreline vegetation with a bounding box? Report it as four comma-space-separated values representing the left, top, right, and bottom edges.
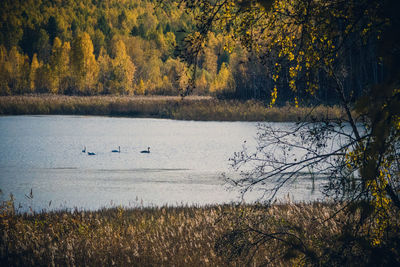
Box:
0, 201, 379, 266
0, 95, 347, 122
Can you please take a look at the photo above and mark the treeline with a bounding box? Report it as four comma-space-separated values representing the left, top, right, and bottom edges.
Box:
0, 0, 189, 96
0, 0, 247, 98
0, 0, 382, 104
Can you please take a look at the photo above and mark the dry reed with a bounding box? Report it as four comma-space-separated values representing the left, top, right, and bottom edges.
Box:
0, 95, 347, 122
3, 199, 396, 266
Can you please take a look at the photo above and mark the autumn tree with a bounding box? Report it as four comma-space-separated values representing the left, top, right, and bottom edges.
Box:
173, 0, 400, 264
49, 38, 71, 94
97, 46, 112, 94
29, 53, 40, 93
48, 38, 63, 94
5, 46, 30, 94
199, 33, 218, 76
156, 31, 177, 60
1, 0, 249, 97
163, 57, 190, 96
141, 55, 163, 94
109, 39, 135, 95
70, 32, 99, 95
135, 79, 146, 95
0, 45, 11, 95
209, 62, 235, 96
58, 42, 72, 94
92, 29, 106, 57
194, 70, 210, 95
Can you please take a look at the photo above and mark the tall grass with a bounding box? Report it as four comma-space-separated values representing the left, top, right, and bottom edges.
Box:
0, 95, 347, 121
2, 198, 398, 266
0, 202, 323, 266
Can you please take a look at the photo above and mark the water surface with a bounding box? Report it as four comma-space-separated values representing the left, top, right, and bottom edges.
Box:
0, 116, 322, 212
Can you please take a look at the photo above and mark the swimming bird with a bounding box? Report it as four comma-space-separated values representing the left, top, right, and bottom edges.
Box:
112, 146, 120, 153
88, 151, 96, 155
82, 146, 86, 153
140, 147, 150, 153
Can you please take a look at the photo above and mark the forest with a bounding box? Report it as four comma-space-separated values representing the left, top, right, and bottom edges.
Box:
0, 0, 250, 98
1, 0, 400, 265
0, 0, 380, 105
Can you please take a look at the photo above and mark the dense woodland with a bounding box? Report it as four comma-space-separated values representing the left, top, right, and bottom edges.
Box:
0, 0, 381, 104
0, 0, 243, 98
1, 1, 400, 265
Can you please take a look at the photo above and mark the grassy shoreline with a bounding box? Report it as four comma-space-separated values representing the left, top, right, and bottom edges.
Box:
0, 202, 351, 266
0, 95, 346, 122
2, 202, 398, 266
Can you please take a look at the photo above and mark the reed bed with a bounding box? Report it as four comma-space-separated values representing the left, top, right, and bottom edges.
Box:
2, 199, 397, 266
0, 95, 346, 121
173, 99, 347, 121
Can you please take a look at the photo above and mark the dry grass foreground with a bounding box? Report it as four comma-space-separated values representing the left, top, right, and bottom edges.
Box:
2, 199, 399, 266
0, 95, 346, 122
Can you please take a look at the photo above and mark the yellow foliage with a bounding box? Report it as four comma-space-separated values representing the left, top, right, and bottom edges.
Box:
209, 63, 235, 94
136, 79, 146, 95
29, 54, 40, 93
270, 86, 277, 107
71, 32, 99, 94
110, 39, 135, 95
346, 147, 393, 246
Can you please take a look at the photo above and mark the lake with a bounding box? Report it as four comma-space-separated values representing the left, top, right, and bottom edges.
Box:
0, 116, 323, 212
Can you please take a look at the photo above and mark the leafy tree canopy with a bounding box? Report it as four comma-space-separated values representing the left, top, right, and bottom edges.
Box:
169, 0, 400, 264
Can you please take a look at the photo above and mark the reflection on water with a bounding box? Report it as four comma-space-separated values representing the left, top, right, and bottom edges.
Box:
0, 116, 324, 212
